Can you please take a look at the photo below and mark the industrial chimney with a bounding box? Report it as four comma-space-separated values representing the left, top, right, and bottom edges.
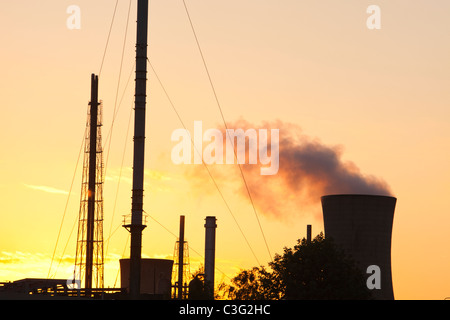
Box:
321, 194, 396, 300
204, 216, 217, 299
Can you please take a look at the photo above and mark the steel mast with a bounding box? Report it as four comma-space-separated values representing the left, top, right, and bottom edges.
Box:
124, 0, 149, 299
74, 74, 104, 293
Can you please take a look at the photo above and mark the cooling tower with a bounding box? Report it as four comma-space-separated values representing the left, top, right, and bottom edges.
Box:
120, 258, 173, 297
321, 194, 396, 300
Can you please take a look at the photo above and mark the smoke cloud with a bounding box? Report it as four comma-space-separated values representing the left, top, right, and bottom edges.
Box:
186, 119, 393, 221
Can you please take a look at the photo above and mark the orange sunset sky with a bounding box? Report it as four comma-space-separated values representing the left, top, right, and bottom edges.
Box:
1, 1, 450, 300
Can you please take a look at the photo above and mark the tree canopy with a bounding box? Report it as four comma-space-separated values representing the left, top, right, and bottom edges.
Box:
224, 233, 371, 300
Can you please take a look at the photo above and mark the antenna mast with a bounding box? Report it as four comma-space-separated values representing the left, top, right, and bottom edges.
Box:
74, 74, 104, 293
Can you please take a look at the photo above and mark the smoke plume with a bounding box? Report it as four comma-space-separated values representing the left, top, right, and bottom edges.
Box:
186, 119, 393, 221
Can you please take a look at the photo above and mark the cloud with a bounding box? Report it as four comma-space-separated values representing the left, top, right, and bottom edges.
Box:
105, 168, 173, 188
0, 251, 21, 265
0, 251, 53, 282
24, 184, 69, 195
144, 169, 172, 181
0, 251, 126, 286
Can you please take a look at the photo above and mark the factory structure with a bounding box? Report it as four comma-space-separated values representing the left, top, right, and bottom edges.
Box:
0, 0, 398, 301
0, 0, 219, 300
321, 194, 397, 300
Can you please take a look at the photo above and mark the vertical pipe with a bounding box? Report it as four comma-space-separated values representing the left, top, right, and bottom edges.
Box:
129, 0, 149, 299
86, 73, 99, 290
177, 215, 185, 299
307, 224, 312, 243
204, 216, 217, 299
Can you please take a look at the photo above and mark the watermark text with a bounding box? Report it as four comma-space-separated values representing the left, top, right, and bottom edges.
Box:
171, 121, 279, 175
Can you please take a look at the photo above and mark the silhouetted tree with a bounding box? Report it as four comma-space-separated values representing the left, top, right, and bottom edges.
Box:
225, 233, 371, 300
225, 266, 282, 300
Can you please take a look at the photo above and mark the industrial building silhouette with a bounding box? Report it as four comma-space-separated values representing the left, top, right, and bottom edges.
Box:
321, 194, 396, 300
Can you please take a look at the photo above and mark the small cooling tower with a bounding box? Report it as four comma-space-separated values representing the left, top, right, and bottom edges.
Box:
321, 194, 396, 300
120, 258, 173, 297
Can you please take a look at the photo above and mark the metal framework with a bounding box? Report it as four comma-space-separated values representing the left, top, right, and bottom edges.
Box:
171, 240, 190, 299
74, 74, 104, 292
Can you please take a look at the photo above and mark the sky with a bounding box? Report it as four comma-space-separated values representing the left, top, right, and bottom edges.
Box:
1, 0, 450, 300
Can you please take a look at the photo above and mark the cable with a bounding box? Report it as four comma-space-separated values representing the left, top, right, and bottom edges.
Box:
114, 233, 130, 288
105, 99, 134, 258
103, 64, 135, 152
104, 0, 133, 179
51, 207, 80, 279
102, 0, 134, 258
181, 0, 273, 263
48, 0, 133, 281
47, 127, 86, 279
99, 0, 120, 77
148, 59, 261, 266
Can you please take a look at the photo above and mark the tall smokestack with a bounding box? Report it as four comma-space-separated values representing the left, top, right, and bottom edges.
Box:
204, 216, 217, 299
177, 215, 185, 299
306, 224, 312, 243
128, 0, 149, 299
321, 194, 396, 300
